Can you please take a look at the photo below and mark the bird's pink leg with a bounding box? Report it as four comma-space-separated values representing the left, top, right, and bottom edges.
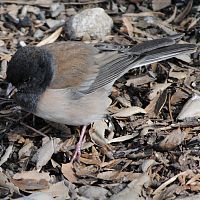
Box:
70, 125, 87, 163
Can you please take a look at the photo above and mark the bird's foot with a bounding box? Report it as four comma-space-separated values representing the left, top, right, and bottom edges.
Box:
70, 125, 87, 163
70, 140, 82, 163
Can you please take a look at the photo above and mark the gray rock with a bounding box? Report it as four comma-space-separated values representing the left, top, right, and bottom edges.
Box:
65, 8, 113, 40
27, 5, 41, 15
50, 3, 65, 17
46, 18, 65, 29
34, 29, 44, 39
66, 8, 77, 16
79, 186, 109, 200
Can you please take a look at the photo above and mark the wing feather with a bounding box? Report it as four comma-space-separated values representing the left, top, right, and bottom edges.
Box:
43, 37, 196, 96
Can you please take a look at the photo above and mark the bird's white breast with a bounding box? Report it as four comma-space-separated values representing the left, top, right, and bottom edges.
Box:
36, 88, 111, 125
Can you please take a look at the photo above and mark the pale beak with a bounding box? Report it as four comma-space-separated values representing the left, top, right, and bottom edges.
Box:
6, 83, 17, 98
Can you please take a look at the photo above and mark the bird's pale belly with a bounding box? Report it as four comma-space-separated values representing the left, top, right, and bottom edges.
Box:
35, 88, 111, 125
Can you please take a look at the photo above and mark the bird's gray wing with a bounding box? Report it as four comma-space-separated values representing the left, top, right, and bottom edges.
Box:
82, 36, 196, 94
46, 35, 196, 97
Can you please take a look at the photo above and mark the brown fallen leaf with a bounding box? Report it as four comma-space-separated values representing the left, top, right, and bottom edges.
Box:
149, 82, 171, 100
158, 128, 187, 151
170, 89, 188, 105
12, 170, 51, 191
12, 170, 51, 181
97, 171, 141, 181
122, 17, 134, 38
112, 106, 146, 118
11, 178, 49, 191
61, 163, 77, 183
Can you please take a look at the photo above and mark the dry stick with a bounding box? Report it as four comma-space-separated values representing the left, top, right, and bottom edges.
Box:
168, 93, 174, 121
20, 122, 47, 137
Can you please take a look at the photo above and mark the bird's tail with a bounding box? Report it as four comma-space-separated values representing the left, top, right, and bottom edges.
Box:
133, 43, 197, 68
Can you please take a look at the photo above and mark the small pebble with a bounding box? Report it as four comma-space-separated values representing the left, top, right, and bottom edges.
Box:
5, 13, 19, 24
21, 5, 28, 17
66, 8, 77, 16
19, 16, 32, 27
46, 18, 65, 29
37, 11, 46, 21
51, 3, 65, 17
33, 29, 44, 39
27, 5, 41, 15
19, 41, 27, 47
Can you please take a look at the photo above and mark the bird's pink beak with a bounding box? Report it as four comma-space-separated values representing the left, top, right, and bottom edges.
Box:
6, 83, 17, 98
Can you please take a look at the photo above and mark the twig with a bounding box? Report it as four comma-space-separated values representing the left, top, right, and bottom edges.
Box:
20, 122, 47, 137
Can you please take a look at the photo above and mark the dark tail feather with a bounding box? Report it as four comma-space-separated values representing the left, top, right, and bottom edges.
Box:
135, 43, 197, 67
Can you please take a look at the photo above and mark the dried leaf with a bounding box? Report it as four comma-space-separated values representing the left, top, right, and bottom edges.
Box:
61, 163, 77, 183
33, 138, 61, 170
159, 128, 186, 150
174, 0, 193, 23
0, 144, 13, 166
11, 178, 49, 191
108, 134, 136, 143
178, 95, 200, 120
169, 71, 187, 80
97, 171, 141, 181
122, 17, 134, 38
152, 0, 171, 11
149, 82, 171, 100
11, 171, 50, 191
153, 170, 192, 195
141, 159, 157, 172
41, 181, 70, 199
109, 173, 150, 200
112, 106, 146, 118
18, 141, 34, 159
89, 121, 109, 145
36, 27, 62, 47
13, 171, 51, 181
170, 89, 188, 105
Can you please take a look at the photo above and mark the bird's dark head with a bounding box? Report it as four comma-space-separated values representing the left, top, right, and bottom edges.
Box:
6, 46, 55, 112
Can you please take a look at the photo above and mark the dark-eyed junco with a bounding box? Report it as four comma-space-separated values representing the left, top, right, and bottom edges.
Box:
6, 34, 197, 161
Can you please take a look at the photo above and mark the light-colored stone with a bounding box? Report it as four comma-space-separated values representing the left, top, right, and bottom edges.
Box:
65, 8, 113, 40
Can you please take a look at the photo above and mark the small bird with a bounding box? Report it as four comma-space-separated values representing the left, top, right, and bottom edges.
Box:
6, 34, 197, 161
